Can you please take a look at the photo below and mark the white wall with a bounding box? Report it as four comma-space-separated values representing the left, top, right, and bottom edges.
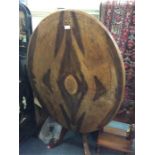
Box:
25, 0, 129, 30
25, 0, 105, 30
26, 0, 102, 11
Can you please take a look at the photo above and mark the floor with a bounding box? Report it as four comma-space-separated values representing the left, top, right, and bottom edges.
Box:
19, 131, 125, 155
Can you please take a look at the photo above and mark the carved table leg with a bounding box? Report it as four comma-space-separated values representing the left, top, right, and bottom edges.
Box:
47, 127, 68, 148
96, 145, 101, 155
82, 134, 92, 155
95, 128, 103, 155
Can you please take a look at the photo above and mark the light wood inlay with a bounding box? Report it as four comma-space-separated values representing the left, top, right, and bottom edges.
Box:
64, 74, 78, 95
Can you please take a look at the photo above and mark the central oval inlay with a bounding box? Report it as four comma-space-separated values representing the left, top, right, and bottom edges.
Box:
64, 74, 78, 95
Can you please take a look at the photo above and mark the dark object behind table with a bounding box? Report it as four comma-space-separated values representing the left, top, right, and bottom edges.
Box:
19, 2, 36, 142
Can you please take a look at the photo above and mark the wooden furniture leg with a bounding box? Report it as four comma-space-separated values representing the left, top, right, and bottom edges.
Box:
96, 128, 103, 155
82, 134, 92, 155
47, 127, 68, 148
96, 145, 101, 155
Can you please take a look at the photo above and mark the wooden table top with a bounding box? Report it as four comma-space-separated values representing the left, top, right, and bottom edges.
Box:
28, 10, 125, 133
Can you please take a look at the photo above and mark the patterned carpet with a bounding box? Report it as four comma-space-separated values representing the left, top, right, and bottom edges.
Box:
100, 0, 135, 115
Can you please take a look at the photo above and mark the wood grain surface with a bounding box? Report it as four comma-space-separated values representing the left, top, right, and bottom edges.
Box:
97, 133, 132, 153
27, 10, 125, 133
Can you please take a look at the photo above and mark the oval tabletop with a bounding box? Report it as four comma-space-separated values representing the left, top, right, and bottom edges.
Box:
28, 10, 125, 133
